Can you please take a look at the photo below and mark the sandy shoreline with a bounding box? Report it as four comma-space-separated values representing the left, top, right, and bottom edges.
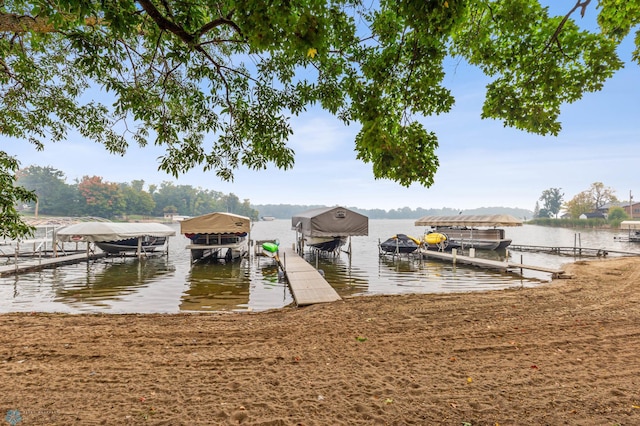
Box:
2, 256, 640, 425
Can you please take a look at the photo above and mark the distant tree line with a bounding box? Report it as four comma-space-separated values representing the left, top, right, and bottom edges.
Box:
16, 166, 258, 220
253, 205, 533, 220
16, 165, 536, 223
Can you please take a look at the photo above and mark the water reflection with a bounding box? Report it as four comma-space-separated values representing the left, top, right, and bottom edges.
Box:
180, 256, 295, 312
1, 220, 639, 314
302, 251, 370, 295
378, 255, 425, 274
54, 257, 175, 310
181, 259, 250, 312
246, 260, 294, 311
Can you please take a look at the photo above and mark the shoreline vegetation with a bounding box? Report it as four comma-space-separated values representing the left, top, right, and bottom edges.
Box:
16, 203, 535, 225
2, 256, 640, 424
527, 217, 625, 229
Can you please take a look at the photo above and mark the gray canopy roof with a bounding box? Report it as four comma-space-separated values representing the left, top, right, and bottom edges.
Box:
414, 214, 523, 228
291, 206, 368, 237
56, 222, 176, 242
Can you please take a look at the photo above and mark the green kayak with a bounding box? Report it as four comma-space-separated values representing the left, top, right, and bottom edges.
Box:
262, 242, 279, 255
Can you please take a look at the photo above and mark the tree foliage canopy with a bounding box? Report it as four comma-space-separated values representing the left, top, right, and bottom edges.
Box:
2, 0, 638, 237
539, 187, 564, 218
564, 190, 595, 219
562, 181, 619, 218
587, 181, 618, 209
15, 166, 259, 219
1, 153, 37, 239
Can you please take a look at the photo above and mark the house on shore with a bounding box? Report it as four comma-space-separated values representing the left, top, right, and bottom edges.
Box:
598, 201, 640, 219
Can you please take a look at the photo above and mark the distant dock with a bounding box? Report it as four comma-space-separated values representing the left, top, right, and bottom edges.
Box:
0, 251, 106, 277
420, 249, 569, 279
277, 247, 341, 306
508, 244, 640, 257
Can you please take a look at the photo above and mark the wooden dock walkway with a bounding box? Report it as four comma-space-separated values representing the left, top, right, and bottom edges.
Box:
508, 244, 639, 257
420, 249, 567, 278
0, 252, 106, 277
278, 247, 341, 306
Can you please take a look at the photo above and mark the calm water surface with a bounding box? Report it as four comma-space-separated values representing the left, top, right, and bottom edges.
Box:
1, 220, 638, 313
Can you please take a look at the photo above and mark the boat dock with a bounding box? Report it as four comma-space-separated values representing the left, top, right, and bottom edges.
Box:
277, 247, 341, 306
0, 251, 106, 277
508, 244, 639, 257
420, 249, 568, 279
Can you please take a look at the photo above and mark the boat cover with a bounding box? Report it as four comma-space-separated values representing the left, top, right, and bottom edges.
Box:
379, 234, 421, 253
414, 214, 523, 228
180, 212, 251, 234
291, 206, 368, 237
56, 222, 176, 242
620, 220, 640, 230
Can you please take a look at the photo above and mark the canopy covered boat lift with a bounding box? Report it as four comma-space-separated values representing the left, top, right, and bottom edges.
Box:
415, 214, 523, 250
180, 212, 251, 263
291, 206, 368, 254
55, 222, 176, 256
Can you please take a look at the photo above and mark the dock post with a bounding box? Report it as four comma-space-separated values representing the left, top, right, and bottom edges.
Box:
578, 232, 582, 256
520, 254, 523, 276
451, 248, 457, 264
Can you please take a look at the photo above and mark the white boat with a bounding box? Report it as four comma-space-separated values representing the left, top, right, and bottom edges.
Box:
55, 222, 176, 256
180, 212, 251, 263
415, 214, 523, 251
291, 206, 368, 254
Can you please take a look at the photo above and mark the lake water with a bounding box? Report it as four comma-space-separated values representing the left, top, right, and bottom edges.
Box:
1, 220, 638, 314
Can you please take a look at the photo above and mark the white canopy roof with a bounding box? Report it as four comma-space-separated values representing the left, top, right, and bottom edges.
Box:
620, 220, 640, 230
180, 212, 251, 235
415, 214, 523, 228
56, 222, 176, 242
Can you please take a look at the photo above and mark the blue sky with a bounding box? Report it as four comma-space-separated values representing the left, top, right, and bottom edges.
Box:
4, 4, 639, 212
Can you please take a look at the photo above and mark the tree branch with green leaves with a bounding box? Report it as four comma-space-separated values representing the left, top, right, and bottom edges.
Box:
0, 152, 37, 239
1, 0, 637, 238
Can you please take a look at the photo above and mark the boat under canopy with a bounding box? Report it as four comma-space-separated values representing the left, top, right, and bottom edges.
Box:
291, 206, 368, 253
180, 212, 251, 262
414, 214, 522, 250
55, 222, 176, 255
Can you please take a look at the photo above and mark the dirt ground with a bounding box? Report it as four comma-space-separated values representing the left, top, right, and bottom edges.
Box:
2, 256, 640, 425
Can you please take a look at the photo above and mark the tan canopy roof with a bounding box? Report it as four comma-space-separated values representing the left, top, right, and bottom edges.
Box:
291, 206, 368, 237
620, 220, 640, 230
180, 212, 251, 234
56, 222, 176, 242
414, 214, 523, 228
